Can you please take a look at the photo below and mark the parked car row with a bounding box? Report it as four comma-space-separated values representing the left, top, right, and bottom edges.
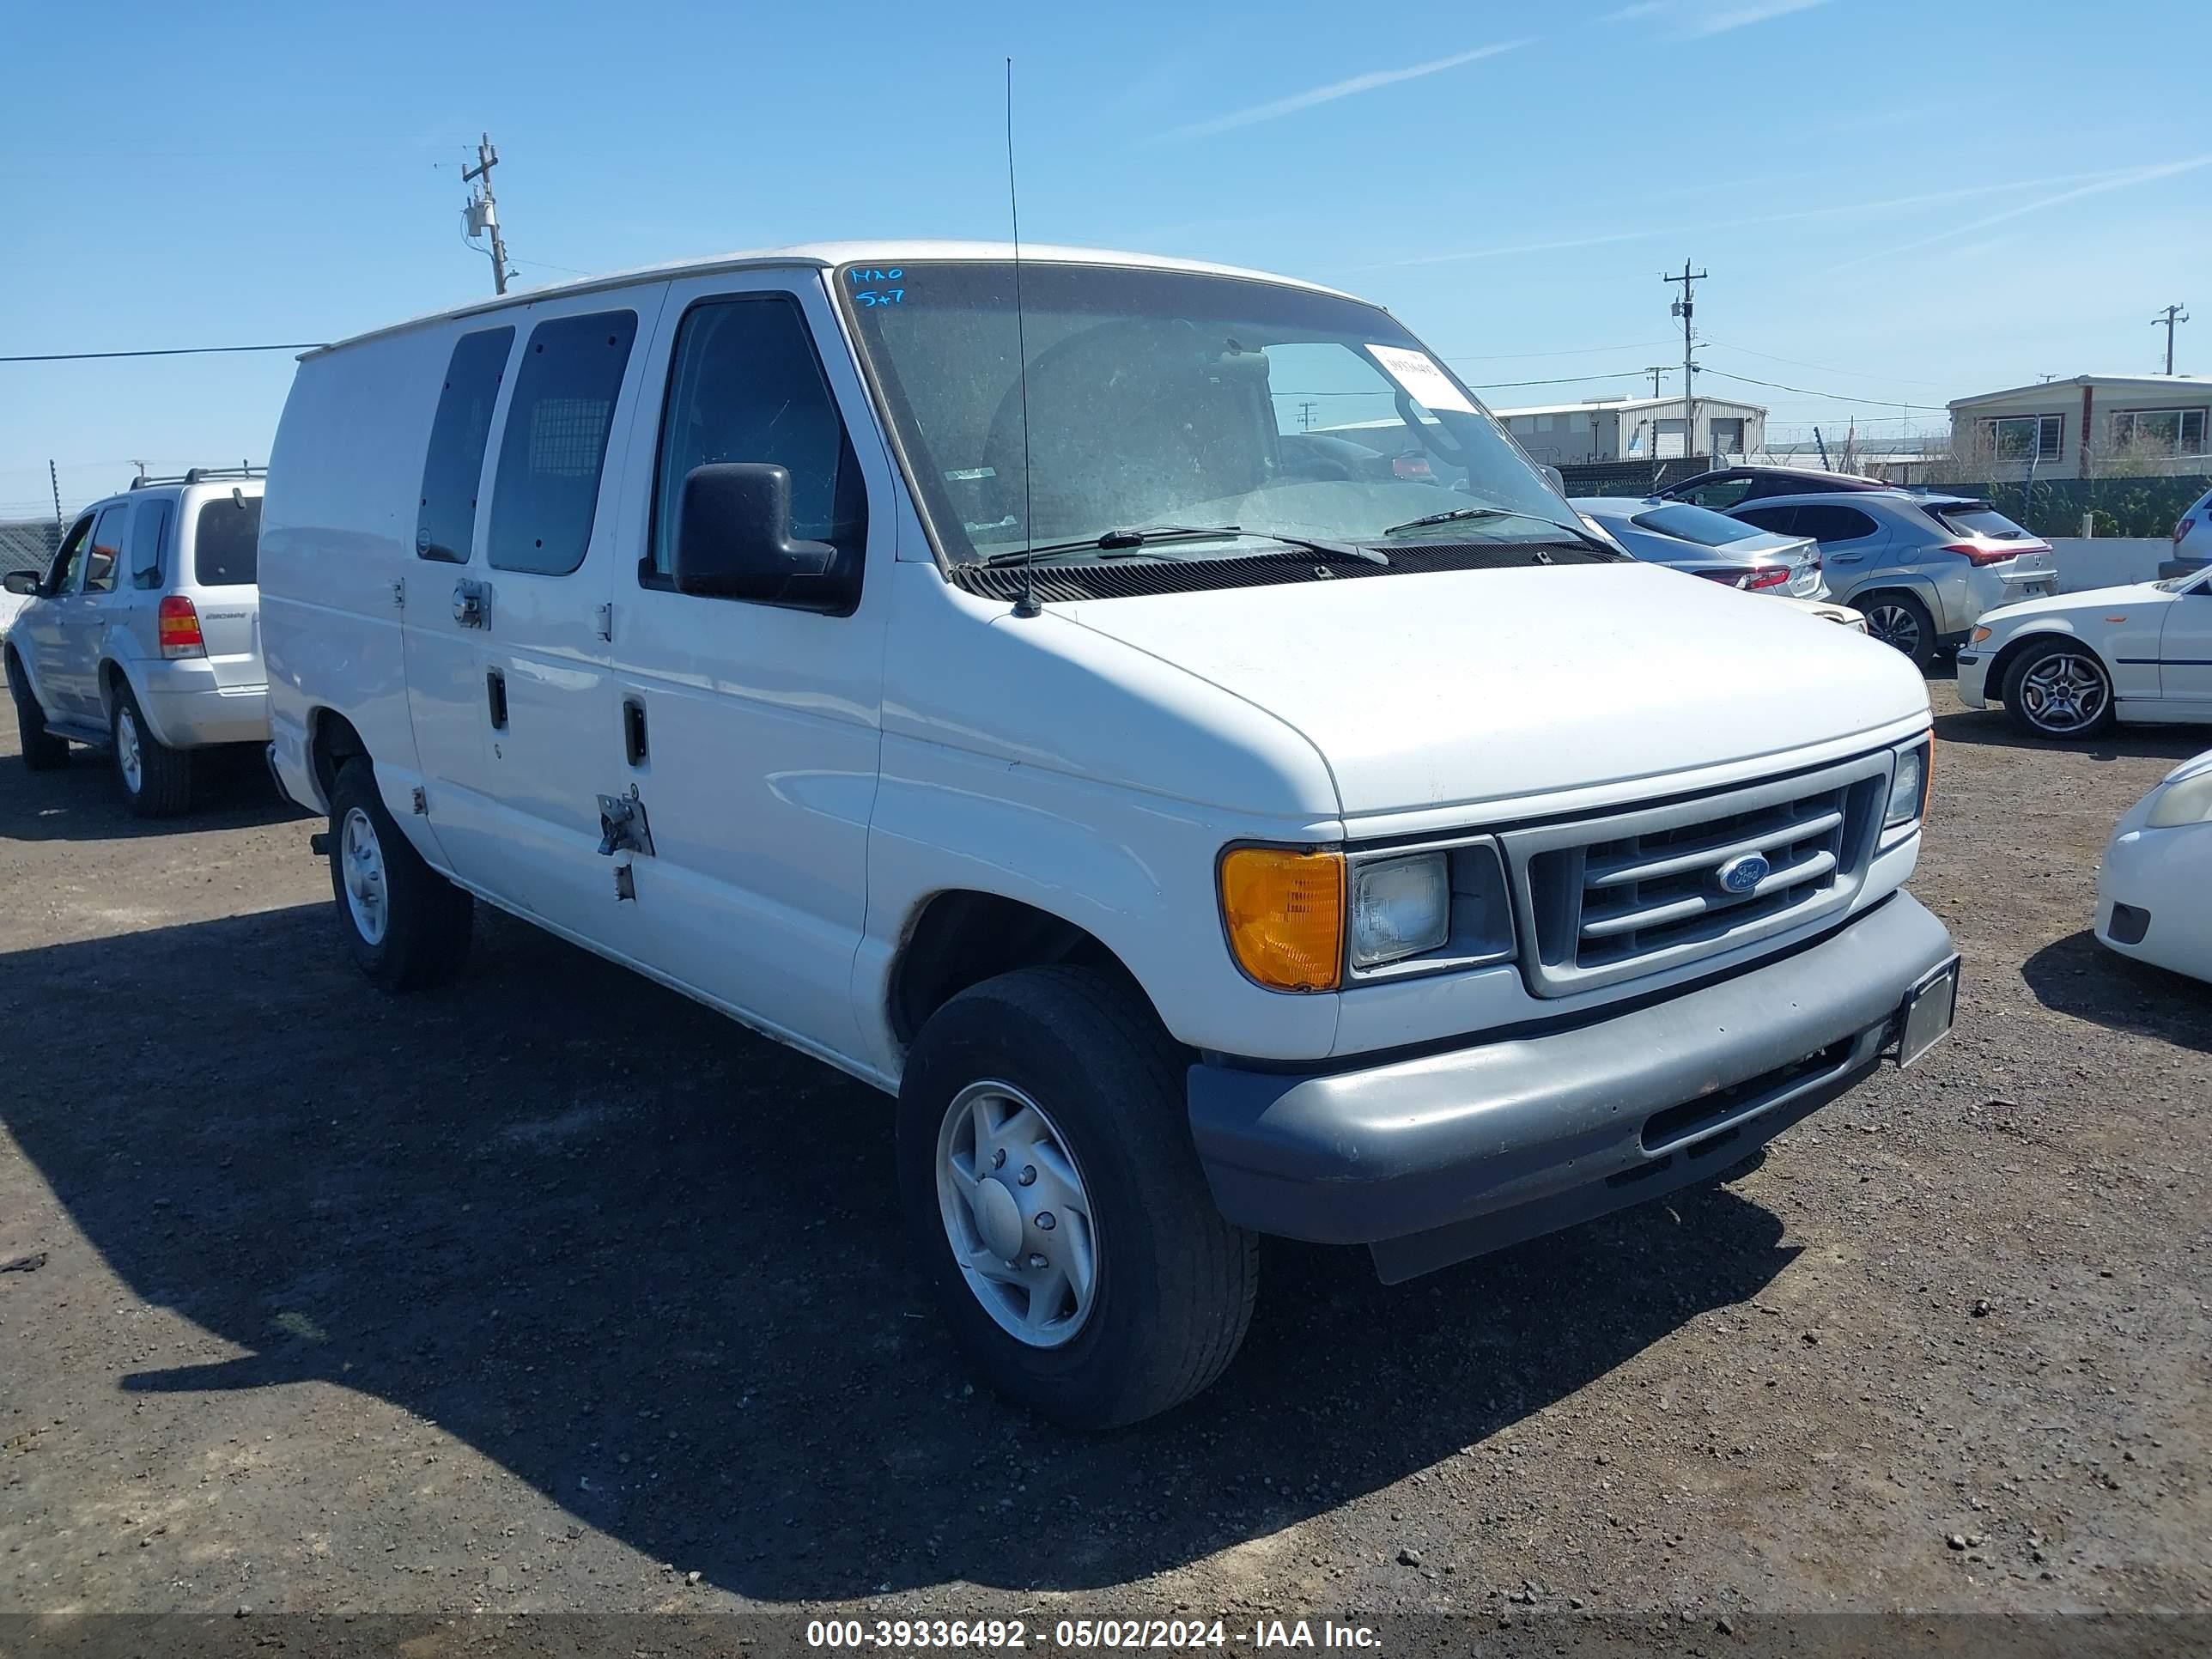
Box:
3, 247, 2195, 1427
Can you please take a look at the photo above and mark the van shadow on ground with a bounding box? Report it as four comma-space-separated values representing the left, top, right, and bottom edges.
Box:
1, 900, 1800, 1602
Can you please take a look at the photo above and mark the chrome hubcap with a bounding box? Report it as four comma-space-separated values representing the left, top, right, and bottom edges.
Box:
340, 806, 389, 945
115, 708, 142, 793
2021, 653, 2108, 732
935, 1080, 1098, 1349
1867, 604, 1923, 658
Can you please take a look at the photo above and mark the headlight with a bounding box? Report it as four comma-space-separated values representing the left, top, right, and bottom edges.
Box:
1349, 853, 1450, 969
2148, 770, 2212, 828
1887, 738, 1933, 828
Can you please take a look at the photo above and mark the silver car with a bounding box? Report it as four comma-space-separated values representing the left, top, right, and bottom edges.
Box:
1716, 489, 2057, 667
1571, 495, 1826, 599
3, 469, 267, 817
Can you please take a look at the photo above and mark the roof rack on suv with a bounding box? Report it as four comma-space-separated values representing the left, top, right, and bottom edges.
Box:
130, 464, 266, 490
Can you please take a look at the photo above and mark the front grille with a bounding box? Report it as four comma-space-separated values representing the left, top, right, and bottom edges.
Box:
1504, 751, 1892, 998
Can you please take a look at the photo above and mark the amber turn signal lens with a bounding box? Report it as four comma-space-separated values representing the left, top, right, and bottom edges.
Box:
1218, 847, 1345, 992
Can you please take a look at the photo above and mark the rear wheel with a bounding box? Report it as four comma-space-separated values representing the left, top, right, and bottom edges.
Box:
6, 649, 68, 771
1861, 592, 1937, 671
111, 685, 193, 817
2002, 636, 2116, 740
896, 965, 1257, 1429
326, 759, 474, 992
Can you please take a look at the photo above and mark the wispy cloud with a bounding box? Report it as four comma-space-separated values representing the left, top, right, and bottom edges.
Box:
1824, 155, 2212, 270
1344, 167, 2159, 272
1161, 40, 1528, 141
1604, 0, 1829, 37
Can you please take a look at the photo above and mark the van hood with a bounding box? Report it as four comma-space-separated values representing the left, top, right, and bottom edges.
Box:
1059, 562, 1929, 817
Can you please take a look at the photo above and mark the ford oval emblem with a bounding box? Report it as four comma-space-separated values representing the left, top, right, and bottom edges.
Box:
1717, 852, 1771, 894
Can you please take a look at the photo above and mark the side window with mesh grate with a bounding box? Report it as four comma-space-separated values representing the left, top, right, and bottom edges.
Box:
486, 312, 638, 576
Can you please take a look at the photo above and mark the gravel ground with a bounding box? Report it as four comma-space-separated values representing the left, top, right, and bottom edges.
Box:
2, 682, 2208, 1638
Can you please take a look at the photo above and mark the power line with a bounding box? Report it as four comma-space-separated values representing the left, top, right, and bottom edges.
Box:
1, 343, 326, 363
1699, 340, 1950, 389
1698, 367, 1937, 410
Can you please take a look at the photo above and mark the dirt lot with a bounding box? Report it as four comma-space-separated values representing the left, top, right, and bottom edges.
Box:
3, 682, 2209, 1639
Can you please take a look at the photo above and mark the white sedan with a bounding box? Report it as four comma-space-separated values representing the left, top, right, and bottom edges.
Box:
1957, 565, 2212, 739
2096, 748, 2212, 984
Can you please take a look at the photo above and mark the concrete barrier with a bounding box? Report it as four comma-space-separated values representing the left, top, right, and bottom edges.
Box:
2046, 538, 2172, 592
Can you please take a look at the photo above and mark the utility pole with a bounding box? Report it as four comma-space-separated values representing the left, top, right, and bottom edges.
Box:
462, 133, 513, 295
2151, 303, 2189, 375
1663, 261, 1706, 461
1297, 400, 1316, 433
1644, 366, 1668, 398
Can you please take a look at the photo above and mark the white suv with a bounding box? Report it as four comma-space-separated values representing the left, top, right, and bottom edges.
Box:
4, 471, 268, 816
260, 244, 1958, 1427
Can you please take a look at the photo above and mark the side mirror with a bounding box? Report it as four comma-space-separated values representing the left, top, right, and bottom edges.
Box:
672, 463, 847, 610
1538, 465, 1565, 495
3, 570, 40, 597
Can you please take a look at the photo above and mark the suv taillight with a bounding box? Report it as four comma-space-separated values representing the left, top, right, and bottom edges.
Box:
1699, 565, 1791, 591
157, 594, 205, 659
1942, 540, 2027, 568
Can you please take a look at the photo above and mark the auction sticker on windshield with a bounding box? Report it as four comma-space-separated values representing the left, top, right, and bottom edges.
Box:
1367, 344, 1477, 415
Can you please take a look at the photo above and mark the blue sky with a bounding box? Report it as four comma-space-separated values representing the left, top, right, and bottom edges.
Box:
3, 0, 2206, 516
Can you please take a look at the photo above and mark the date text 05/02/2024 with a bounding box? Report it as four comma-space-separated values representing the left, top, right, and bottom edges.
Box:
805, 1619, 1382, 1650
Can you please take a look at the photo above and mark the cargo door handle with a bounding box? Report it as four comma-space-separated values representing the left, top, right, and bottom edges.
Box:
486, 669, 507, 729
623, 697, 647, 766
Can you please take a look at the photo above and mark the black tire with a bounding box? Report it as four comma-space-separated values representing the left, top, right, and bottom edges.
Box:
2002, 635, 2117, 741
1860, 591, 1938, 672
326, 758, 474, 993
110, 684, 193, 817
896, 965, 1258, 1429
6, 648, 69, 771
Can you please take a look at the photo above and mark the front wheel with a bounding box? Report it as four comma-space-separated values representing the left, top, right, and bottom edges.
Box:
896, 966, 1257, 1429
326, 759, 475, 992
2002, 637, 2116, 740
6, 650, 68, 771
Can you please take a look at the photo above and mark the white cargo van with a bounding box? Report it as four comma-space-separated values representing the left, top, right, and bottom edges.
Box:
261, 243, 1957, 1427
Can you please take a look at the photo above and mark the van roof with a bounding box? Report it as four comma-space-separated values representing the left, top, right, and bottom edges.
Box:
306, 241, 1368, 362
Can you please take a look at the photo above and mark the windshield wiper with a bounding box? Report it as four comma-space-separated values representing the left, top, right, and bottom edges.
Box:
1381, 504, 1591, 540
972, 525, 1386, 568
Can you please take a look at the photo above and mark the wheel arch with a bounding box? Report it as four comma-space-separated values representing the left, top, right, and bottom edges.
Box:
1846, 577, 1942, 620
886, 890, 1160, 1054
95, 656, 167, 742
307, 706, 370, 805
1987, 624, 2113, 702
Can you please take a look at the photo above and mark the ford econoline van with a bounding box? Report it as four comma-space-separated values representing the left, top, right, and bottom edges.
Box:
261, 243, 1958, 1427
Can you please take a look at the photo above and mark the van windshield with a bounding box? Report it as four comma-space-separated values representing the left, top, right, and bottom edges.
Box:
836, 261, 1579, 568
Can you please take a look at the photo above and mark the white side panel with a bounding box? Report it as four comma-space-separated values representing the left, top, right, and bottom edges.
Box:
262, 332, 446, 860
602, 269, 888, 1056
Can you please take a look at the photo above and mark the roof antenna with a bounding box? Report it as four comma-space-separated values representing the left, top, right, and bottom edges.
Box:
1005, 57, 1041, 620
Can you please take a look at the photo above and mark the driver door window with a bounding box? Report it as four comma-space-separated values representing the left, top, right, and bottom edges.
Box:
48, 515, 93, 594
83, 504, 130, 595
647, 294, 865, 596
